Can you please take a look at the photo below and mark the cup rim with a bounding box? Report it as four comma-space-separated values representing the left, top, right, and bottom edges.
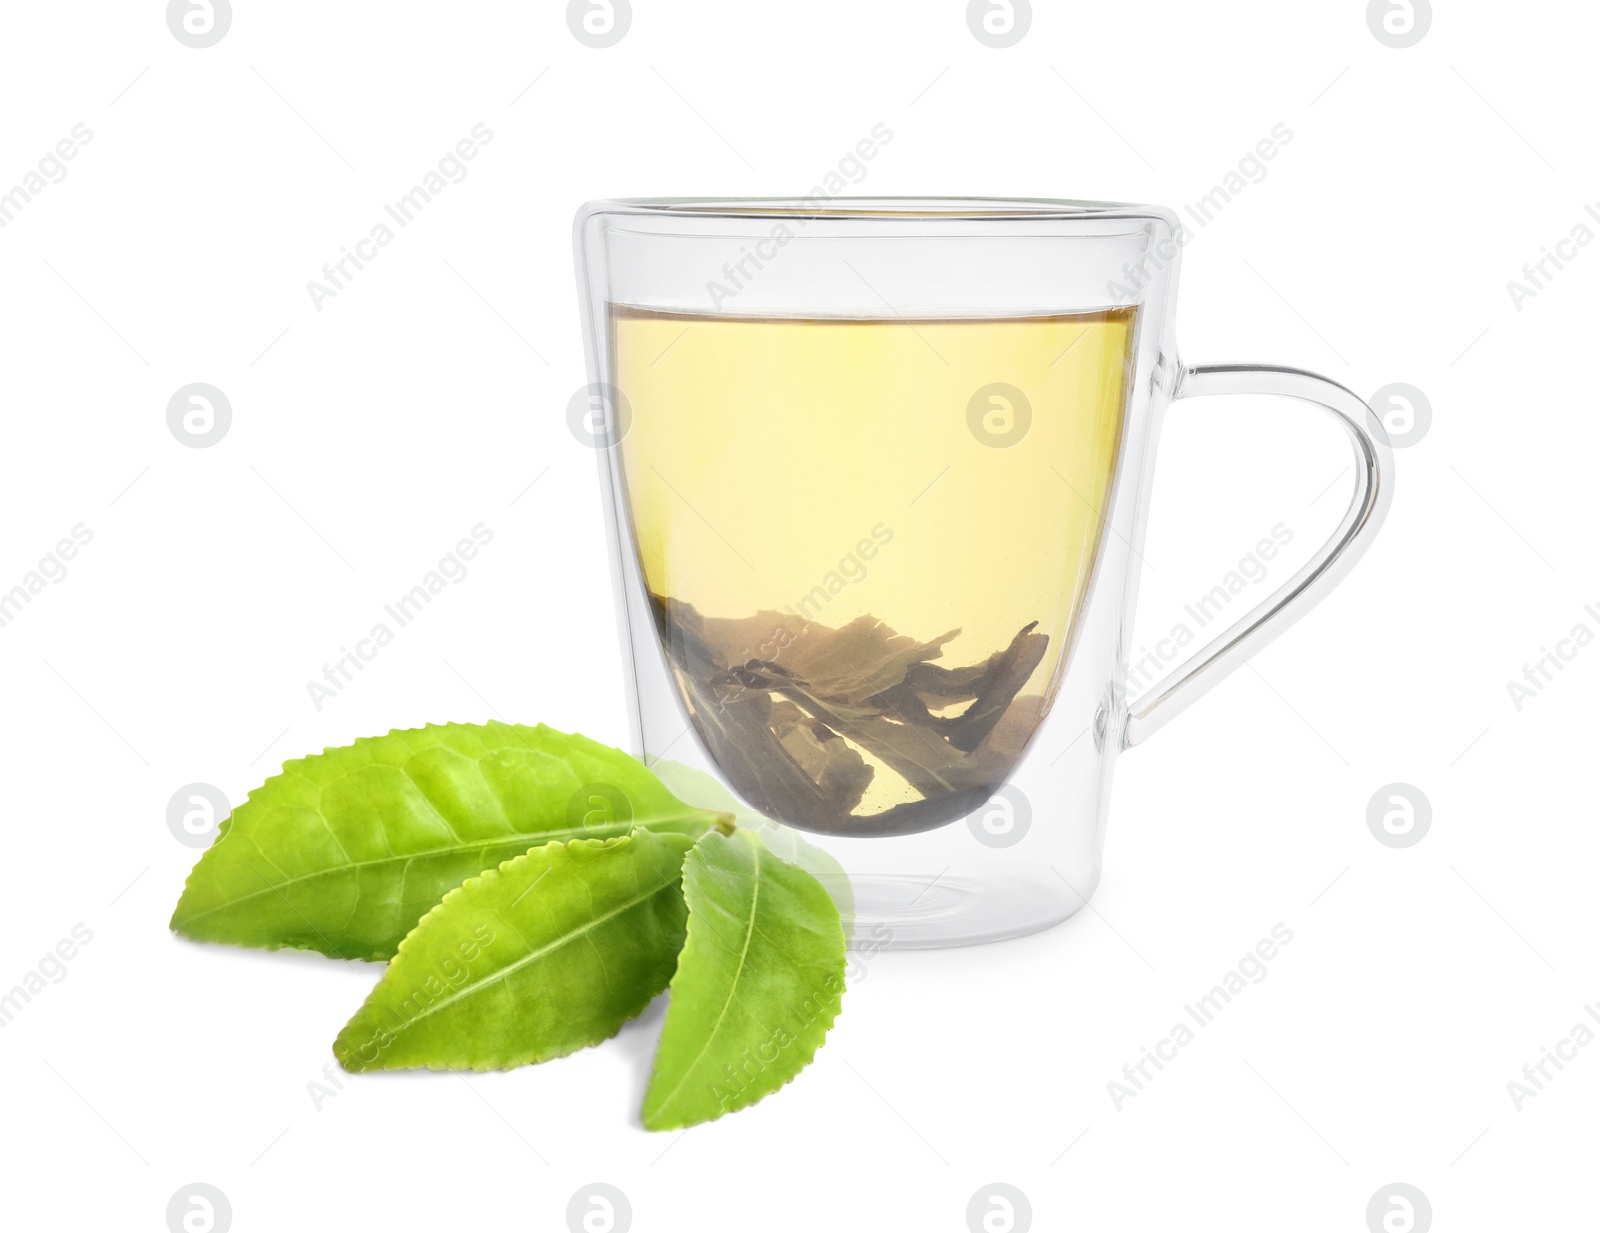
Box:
584, 195, 1169, 222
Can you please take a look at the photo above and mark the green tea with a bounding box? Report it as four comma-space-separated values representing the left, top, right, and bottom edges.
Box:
613, 306, 1135, 835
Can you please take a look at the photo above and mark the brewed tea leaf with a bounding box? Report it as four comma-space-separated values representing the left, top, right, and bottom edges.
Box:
334, 829, 696, 1072
642, 829, 846, 1130
776, 615, 959, 704
771, 702, 874, 815
658, 621, 878, 832
699, 691, 868, 831
171, 722, 728, 960
653, 593, 1057, 835
869, 621, 1050, 752
940, 622, 1050, 751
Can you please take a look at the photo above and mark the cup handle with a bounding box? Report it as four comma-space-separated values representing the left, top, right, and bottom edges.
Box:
1122, 363, 1394, 747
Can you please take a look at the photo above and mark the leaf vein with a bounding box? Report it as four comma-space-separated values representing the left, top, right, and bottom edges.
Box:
651, 832, 764, 1119
387, 876, 676, 1036
177, 828, 630, 925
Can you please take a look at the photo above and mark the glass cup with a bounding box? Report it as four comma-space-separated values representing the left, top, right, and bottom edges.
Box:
573, 197, 1392, 948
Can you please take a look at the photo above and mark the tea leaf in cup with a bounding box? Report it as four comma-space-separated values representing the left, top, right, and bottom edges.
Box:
652, 593, 1051, 835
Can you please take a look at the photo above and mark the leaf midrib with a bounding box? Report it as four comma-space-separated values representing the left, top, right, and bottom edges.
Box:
650, 831, 763, 1120
176, 823, 644, 925
385, 873, 679, 1035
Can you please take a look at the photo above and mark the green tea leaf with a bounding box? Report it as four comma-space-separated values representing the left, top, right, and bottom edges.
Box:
171, 722, 728, 961
334, 828, 696, 1072
649, 758, 856, 929
642, 829, 846, 1130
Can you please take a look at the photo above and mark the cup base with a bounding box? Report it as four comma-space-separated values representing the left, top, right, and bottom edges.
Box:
846, 871, 1096, 950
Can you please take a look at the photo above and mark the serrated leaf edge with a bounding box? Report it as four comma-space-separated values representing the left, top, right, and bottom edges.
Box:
169, 722, 724, 961
333, 830, 690, 1074
642, 830, 846, 1131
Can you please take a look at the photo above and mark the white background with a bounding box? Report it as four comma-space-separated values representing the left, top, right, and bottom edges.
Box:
1, 1, 1594, 1230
